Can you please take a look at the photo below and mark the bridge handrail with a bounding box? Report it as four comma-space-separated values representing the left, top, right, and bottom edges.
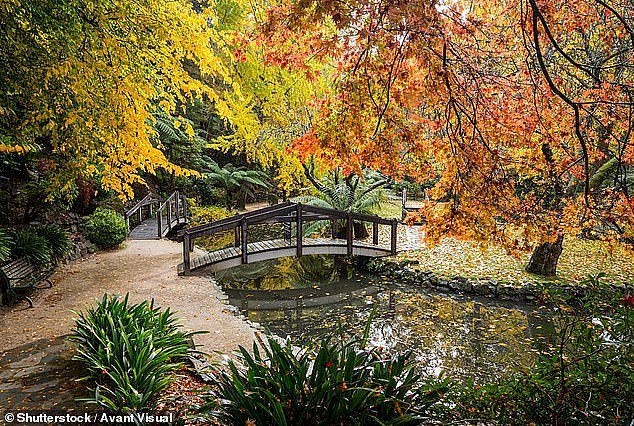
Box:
156, 190, 187, 237
178, 201, 294, 238
124, 192, 159, 219
157, 191, 177, 212
243, 203, 297, 225
178, 202, 393, 239
179, 202, 398, 274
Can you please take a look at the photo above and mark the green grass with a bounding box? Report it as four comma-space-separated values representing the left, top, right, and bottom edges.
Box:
378, 200, 404, 219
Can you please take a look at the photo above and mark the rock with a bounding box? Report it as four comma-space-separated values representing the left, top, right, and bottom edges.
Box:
473, 283, 492, 296
497, 284, 516, 300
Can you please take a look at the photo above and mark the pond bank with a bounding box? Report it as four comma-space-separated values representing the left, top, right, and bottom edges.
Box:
368, 257, 633, 303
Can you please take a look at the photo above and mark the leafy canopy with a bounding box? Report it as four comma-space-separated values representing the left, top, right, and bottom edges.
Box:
261, 0, 634, 252
0, 0, 229, 200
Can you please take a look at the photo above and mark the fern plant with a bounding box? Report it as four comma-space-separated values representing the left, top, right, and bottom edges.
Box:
0, 228, 12, 263
200, 156, 270, 208
296, 168, 389, 238
152, 111, 207, 170
11, 228, 52, 267
36, 224, 72, 262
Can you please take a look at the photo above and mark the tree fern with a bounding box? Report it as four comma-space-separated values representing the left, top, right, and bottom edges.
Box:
200, 157, 270, 208
294, 169, 389, 238
150, 111, 206, 170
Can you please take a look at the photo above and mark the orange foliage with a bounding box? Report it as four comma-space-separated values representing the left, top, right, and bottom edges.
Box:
260, 0, 634, 250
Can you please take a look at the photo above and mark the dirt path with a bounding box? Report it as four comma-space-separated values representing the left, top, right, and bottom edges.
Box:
0, 239, 255, 357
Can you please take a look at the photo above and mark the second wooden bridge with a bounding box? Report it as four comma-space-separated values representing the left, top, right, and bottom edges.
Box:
177, 202, 399, 275
125, 191, 188, 240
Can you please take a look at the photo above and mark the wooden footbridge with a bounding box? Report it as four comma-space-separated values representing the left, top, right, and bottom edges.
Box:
177, 202, 399, 275
125, 191, 188, 240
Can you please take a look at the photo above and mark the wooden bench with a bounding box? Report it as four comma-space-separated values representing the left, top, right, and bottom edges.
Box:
0, 258, 54, 308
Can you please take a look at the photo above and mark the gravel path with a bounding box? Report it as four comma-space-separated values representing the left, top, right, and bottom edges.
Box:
0, 239, 255, 357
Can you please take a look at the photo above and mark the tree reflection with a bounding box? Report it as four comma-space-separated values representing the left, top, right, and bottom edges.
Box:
221, 258, 550, 384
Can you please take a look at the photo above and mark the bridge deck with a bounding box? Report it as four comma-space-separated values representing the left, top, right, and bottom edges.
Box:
178, 237, 392, 274
129, 216, 187, 240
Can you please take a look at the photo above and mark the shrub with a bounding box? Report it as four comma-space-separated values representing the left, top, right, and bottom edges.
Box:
84, 207, 127, 249
0, 228, 12, 263
11, 228, 52, 266
70, 294, 200, 415
204, 317, 450, 425
190, 204, 234, 251
189, 204, 233, 225
35, 224, 72, 262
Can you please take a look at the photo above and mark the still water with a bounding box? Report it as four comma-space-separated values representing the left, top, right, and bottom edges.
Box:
214, 255, 552, 384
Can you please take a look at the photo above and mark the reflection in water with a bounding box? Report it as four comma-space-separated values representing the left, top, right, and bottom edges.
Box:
216, 255, 551, 384
216, 255, 352, 290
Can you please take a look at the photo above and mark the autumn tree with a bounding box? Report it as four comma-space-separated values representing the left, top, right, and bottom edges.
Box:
0, 0, 228, 200
259, 0, 634, 276
208, 0, 333, 193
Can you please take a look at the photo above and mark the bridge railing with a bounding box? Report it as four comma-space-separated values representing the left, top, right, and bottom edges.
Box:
125, 190, 188, 238
124, 192, 161, 232
157, 190, 188, 238
177, 202, 398, 274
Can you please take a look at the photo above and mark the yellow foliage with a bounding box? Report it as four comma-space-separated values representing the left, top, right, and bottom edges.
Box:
1, 0, 231, 200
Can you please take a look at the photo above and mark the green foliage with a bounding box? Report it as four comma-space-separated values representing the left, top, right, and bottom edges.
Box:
189, 204, 234, 225
297, 168, 389, 237
193, 179, 222, 206
151, 111, 206, 169
35, 224, 72, 262
298, 168, 388, 215
392, 177, 437, 199
11, 228, 52, 267
204, 319, 449, 425
70, 294, 199, 414
200, 156, 270, 209
0, 228, 12, 263
189, 204, 235, 251
84, 208, 128, 249
449, 274, 633, 424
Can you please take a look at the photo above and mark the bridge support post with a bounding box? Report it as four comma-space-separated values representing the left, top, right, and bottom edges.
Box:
373, 222, 379, 245
241, 218, 248, 264
183, 234, 191, 274
175, 194, 180, 221
346, 213, 353, 256
296, 203, 303, 257
157, 212, 162, 239
167, 200, 172, 233
390, 219, 398, 255
234, 226, 240, 247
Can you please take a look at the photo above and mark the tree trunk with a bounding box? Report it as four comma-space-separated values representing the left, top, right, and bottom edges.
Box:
353, 221, 369, 239
525, 235, 564, 276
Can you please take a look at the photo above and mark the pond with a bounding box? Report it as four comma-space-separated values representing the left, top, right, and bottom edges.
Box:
214, 255, 553, 384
